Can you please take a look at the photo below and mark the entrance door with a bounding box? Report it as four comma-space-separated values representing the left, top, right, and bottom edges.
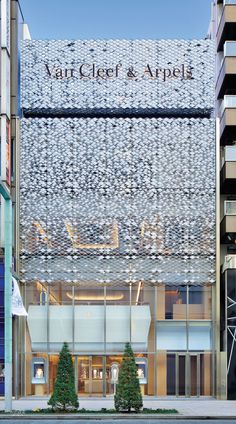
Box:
176, 353, 187, 396
167, 353, 201, 397
176, 353, 200, 397
91, 356, 104, 396
78, 356, 104, 396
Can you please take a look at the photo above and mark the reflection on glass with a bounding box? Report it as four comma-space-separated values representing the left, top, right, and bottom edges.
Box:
188, 286, 211, 319
165, 286, 187, 319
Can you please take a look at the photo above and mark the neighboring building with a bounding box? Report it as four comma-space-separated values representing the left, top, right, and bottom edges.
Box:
18, 39, 216, 397
0, 0, 30, 401
214, 0, 236, 401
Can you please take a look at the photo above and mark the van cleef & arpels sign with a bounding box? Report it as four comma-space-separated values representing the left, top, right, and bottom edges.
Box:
21, 39, 214, 112
45, 63, 193, 82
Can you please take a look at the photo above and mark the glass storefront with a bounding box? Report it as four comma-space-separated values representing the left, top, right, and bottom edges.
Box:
22, 282, 214, 397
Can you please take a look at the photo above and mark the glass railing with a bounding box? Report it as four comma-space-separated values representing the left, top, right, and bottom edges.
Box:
222, 146, 236, 164
220, 95, 236, 116
222, 255, 236, 272
224, 41, 236, 57
224, 200, 236, 215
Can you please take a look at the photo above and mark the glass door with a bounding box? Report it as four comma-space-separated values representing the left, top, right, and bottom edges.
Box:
78, 356, 90, 395
78, 356, 104, 396
91, 356, 104, 396
167, 352, 212, 397
176, 353, 186, 396
189, 354, 200, 397
176, 353, 200, 397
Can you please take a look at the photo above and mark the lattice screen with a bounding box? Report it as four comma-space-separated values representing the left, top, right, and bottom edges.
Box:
20, 117, 215, 286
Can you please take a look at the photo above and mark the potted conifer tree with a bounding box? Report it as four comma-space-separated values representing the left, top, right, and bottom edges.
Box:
114, 342, 143, 413
48, 342, 79, 411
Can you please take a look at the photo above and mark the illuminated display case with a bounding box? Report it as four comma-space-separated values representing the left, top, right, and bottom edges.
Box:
31, 358, 47, 384
135, 358, 147, 385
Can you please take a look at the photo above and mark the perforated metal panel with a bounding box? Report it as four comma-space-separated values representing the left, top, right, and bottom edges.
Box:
21, 40, 214, 114
20, 117, 215, 286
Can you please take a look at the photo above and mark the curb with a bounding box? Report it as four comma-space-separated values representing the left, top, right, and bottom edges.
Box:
0, 415, 236, 420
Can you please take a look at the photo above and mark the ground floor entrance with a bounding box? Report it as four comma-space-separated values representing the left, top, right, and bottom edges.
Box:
77, 356, 123, 396
39, 352, 212, 398
166, 353, 212, 397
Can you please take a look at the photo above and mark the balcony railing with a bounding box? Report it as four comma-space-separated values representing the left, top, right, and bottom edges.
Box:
217, 2, 236, 52
222, 255, 236, 272
222, 146, 236, 166
224, 41, 236, 56
220, 95, 236, 115
224, 200, 236, 215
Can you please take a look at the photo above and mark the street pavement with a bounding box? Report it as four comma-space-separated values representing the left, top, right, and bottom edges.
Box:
0, 421, 236, 424
0, 398, 236, 417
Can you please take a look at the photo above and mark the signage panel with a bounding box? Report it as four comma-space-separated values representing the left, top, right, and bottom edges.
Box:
21, 40, 214, 114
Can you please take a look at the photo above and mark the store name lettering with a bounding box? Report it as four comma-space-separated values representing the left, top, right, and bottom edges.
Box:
45, 63, 193, 82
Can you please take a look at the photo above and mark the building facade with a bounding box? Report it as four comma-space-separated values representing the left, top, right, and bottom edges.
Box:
0, 0, 30, 402
17, 39, 217, 397
215, 0, 236, 401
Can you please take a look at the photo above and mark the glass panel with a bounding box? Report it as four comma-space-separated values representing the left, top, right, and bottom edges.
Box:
27, 302, 47, 353
156, 352, 167, 396
74, 287, 105, 353
224, 146, 236, 162
156, 285, 165, 320
91, 356, 104, 396
223, 95, 236, 109
74, 287, 105, 305
139, 285, 155, 353
49, 355, 58, 394
49, 283, 72, 305
106, 356, 123, 395
156, 322, 187, 350
200, 353, 212, 396
49, 305, 73, 352
178, 355, 186, 396
78, 356, 89, 395
188, 322, 212, 351
225, 201, 236, 215
165, 286, 187, 320
188, 286, 212, 319
106, 286, 130, 305
190, 355, 197, 396
167, 354, 176, 395
26, 284, 43, 307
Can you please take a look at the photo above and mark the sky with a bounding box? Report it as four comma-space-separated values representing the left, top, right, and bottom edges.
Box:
19, 0, 213, 40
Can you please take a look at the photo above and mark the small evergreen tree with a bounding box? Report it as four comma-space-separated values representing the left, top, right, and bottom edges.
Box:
114, 342, 143, 412
48, 342, 79, 411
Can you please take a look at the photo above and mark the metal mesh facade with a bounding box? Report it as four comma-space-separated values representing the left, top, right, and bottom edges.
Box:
20, 117, 215, 286
20, 39, 215, 288
21, 40, 214, 115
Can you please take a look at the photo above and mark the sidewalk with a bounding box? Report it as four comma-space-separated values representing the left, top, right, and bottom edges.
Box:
0, 397, 236, 417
